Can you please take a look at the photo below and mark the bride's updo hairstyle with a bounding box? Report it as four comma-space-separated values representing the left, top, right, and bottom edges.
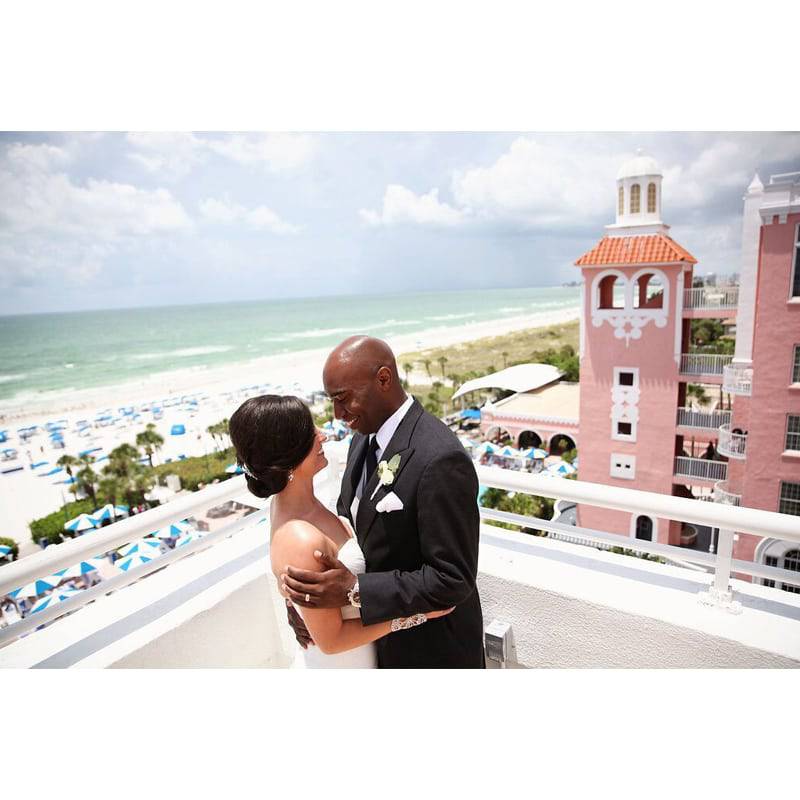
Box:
229, 394, 316, 499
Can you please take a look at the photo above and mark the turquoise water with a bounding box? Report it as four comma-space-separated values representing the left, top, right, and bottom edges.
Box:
0, 286, 579, 408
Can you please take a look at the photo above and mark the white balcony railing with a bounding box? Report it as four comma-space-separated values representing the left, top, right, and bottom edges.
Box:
474, 467, 800, 606
679, 353, 733, 376
3, 457, 800, 651
683, 286, 739, 311
674, 456, 728, 482
713, 480, 742, 507
717, 424, 747, 460
722, 364, 753, 396
676, 407, 731, 430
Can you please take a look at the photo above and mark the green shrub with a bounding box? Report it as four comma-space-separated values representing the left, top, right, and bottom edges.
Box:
29, 499, 94, 547
0, 536, 19, 561
152, 447, 236, 492
480, 488, 554, 536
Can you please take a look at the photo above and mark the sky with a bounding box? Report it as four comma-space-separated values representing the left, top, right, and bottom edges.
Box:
1, 131, 798, 315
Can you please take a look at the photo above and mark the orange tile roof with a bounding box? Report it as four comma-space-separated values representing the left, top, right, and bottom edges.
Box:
575, 234, 697, 266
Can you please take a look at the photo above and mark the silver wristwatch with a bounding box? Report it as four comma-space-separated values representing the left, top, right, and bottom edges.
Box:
347, 578, 361, 608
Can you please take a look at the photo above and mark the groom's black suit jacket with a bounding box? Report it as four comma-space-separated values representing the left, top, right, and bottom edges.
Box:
337, 399, 484, 668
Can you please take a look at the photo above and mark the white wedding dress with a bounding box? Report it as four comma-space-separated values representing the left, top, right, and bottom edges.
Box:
291, 517, 378, 669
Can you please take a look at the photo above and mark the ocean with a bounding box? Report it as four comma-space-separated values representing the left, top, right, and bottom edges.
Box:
0, 285, 580, 410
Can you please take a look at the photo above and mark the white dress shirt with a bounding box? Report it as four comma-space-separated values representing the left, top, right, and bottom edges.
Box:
351, 394, 414, 523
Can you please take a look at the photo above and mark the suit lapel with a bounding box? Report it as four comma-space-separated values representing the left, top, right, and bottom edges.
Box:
339, 433, 367, 524
355, 399, 424, 546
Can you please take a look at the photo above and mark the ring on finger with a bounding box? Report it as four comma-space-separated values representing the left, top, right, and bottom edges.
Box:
305, 593, 310, 603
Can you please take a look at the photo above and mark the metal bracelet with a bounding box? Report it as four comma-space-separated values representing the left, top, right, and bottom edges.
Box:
390, 613, 427, 632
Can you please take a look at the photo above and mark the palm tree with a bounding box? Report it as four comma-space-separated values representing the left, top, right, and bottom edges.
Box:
74, 465, 97, 505
423, 359, 432, 380
106, 443, 140, 479
207, 418, 230, 451
501, 351, 509, 369
98, 476, 125, 507
57, 454, 79, 478
136, 423, 164, 468
437, 356, 448, 379
402, 362, 413, 384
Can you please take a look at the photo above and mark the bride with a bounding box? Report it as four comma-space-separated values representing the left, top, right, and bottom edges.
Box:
228, 394, 452, 668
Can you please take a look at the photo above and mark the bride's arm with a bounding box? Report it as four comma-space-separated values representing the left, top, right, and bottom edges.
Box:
272, 521, 449, 655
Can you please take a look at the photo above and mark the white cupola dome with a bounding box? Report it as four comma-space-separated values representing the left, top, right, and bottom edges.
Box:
607, 149, 668, 237
616, 152, 662, 180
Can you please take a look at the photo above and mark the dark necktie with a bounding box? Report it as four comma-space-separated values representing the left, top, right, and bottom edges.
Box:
364, 435, 380, 484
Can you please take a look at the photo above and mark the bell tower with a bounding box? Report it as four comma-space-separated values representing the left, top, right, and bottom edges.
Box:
575, 152, 697, 545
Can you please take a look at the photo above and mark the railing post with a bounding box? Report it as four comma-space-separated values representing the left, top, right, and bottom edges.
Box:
698, 527, 741, 613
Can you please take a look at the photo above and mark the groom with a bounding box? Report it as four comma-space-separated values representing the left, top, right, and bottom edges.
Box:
282, 335, 484, 668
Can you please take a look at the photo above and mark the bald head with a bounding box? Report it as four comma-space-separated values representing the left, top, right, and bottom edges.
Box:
323, 335, 407, 434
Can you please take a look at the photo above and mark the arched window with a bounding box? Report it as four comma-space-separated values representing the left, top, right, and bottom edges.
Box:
630, 184, 641, 214
633, 273, 663, 309
618, 185, 624, 216
647, 182, 657, 213
597, 274, 625, 309
783, 549, 800, 593
635, 515, 653, 541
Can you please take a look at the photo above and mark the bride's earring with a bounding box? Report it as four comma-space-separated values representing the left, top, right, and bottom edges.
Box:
288, 471, 294, 483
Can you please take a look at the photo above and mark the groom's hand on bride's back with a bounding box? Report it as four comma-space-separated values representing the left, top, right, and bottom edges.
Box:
285, 599, 314, 649
282, 550, 356, 609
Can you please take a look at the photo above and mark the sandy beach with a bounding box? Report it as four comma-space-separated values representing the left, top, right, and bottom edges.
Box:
0, 305, 579, 557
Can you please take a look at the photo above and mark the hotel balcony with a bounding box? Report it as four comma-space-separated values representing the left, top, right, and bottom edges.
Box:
722, 363, 753, 396
676, 407, 731, 432
682, 285, 739, 318
713, 480, 742, 507
717, 424, 748, 460
673, 455, 728, 485
679, 353, 733, 384
1, 443, 799, 669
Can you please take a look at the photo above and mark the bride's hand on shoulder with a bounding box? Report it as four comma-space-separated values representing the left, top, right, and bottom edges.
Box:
426, 606, 455, 620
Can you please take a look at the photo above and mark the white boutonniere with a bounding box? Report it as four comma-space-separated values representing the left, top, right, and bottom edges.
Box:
370, 453, 401, 500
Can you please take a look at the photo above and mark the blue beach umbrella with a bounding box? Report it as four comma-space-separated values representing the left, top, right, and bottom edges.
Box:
522, 447, 548, 460
52, 558, 105, 579
175, 529, 205, 548
9, 576, 61, 598
152, 521, 194, 540
0, 545, 12, 557
225, 463, 243, 474
546, 461, 577, 477
117, 537, 162, 557
170, 424, 186, 436
92, 504, 129, 523
40, 466, 63, 477
64, 513, 98, 533
116, 551, 160, 571
30, 587, 81, 614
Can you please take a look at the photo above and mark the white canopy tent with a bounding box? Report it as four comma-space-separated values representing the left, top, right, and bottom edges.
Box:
452, 363, 563, 400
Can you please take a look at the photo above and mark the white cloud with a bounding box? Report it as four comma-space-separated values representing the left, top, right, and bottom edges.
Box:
126, 132, 207, 179
0, 164, 192, 239
364, 133, 800, 232
6, 142, 72, 172
126, 132, 316, 178
360, 184, 467, 227
205, 133, 316, 171
0, 140, 192, 288
199, 197, 299, 234
451, 137, 619, 227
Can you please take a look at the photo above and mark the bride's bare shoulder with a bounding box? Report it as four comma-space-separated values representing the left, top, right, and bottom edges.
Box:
271, 519, 335, 573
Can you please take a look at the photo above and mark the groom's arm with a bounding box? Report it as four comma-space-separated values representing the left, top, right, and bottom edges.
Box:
357, 449, 480, 625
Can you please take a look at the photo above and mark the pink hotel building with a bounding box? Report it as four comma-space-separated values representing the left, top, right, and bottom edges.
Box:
482, 155, 800, 583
